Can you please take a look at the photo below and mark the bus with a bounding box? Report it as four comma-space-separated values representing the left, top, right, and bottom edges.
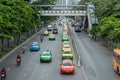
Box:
113, 48, 120, 74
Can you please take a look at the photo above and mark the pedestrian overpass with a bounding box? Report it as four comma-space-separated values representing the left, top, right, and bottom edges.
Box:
39, 10, 86, 16
31, 5, 87, 16
31, 4, 95, 32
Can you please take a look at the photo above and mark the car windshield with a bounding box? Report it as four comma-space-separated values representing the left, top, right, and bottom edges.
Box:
75, 25, 82, 28
44, 31, 48, 32
64, 46, 70, 48
64, 41, 69, 43
42, 52, 50, 56
63, 62, 72, 66
31, 44, 38, 46
42, 54, 50, 56
75, 27, 80, 30
63, 35, 68, 38
53, 28, 57, 30
50, 34, 54, 37
31, 42, 38, 46
63, 50, 71, 53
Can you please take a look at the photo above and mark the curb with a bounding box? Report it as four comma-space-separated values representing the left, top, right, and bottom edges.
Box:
102, 43, 113, 50
0, 29, 43, 62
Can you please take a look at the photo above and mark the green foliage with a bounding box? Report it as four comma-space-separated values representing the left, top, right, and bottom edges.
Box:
0, 0, 39, 40
32, 0, 57, 10
80, 0, 120, 41
32, 0, 57, 5
32, 0, 57, 22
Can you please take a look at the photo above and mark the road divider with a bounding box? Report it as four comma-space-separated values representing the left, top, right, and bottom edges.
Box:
68, 24, 82, 67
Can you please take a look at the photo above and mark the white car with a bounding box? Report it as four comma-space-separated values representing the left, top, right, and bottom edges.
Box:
47, 25, 52, 31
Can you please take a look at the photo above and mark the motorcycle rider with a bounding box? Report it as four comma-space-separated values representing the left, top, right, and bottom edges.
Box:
0, 67, 6, 77
16, 54, 21, 65
17, 54, 21, 59
22, 44, 27, 53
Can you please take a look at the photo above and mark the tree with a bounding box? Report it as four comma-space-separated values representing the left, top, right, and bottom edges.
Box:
80, 0, 120, 41
0, 0, 39, 51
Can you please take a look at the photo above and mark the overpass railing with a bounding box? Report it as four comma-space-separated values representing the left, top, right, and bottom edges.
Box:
40, 10, 86, 14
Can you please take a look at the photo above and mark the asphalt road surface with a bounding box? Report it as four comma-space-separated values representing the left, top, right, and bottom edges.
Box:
0, 21, 119, 80
68, 22, 120, 80
0, 23, 85, 80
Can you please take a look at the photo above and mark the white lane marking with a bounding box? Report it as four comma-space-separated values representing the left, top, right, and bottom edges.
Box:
24, 73, 26, 77
81, 65, 89, 80
77, 60, 81, 68
46, 73, 48, 77
28, 67, 30, 71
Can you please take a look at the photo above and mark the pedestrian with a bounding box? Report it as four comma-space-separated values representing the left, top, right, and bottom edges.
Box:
40, 33, 43, 42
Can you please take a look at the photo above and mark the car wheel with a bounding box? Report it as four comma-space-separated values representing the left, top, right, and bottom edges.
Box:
40, 60, 42, 63
72, 71, 75, 74
60, 71, 63, 74
117, 67, 120, 75
49, 60, 51, 63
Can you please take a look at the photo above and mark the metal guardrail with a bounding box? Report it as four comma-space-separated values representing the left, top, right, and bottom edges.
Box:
40, 10, 86, 13
30, 4, 87, 7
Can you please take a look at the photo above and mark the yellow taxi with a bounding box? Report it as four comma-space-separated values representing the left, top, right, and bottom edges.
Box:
62, 49, 73, 60
43, 30, 49, 36
61, 41, 70, 47
62, 44, 71, 51
48, 34, 55, 40
63, 26, 68, 31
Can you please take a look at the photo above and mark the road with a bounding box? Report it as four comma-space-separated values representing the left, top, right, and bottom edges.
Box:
68, 22, 119, 80
0, 22, 85, 80
0, 21, 119, 80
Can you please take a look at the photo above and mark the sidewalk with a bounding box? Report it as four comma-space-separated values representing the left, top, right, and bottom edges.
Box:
0, 27, 45, 62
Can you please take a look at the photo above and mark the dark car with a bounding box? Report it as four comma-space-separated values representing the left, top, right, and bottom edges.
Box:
74, 23, 82, 32
53, 28, 58, 34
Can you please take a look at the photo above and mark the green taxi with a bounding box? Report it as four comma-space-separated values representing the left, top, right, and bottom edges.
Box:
62, 34, 69, 41
40, 50, 52, 62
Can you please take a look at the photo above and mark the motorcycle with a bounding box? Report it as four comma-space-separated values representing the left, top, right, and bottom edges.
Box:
0, 71, 6, 80
17, 58, 21, 66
